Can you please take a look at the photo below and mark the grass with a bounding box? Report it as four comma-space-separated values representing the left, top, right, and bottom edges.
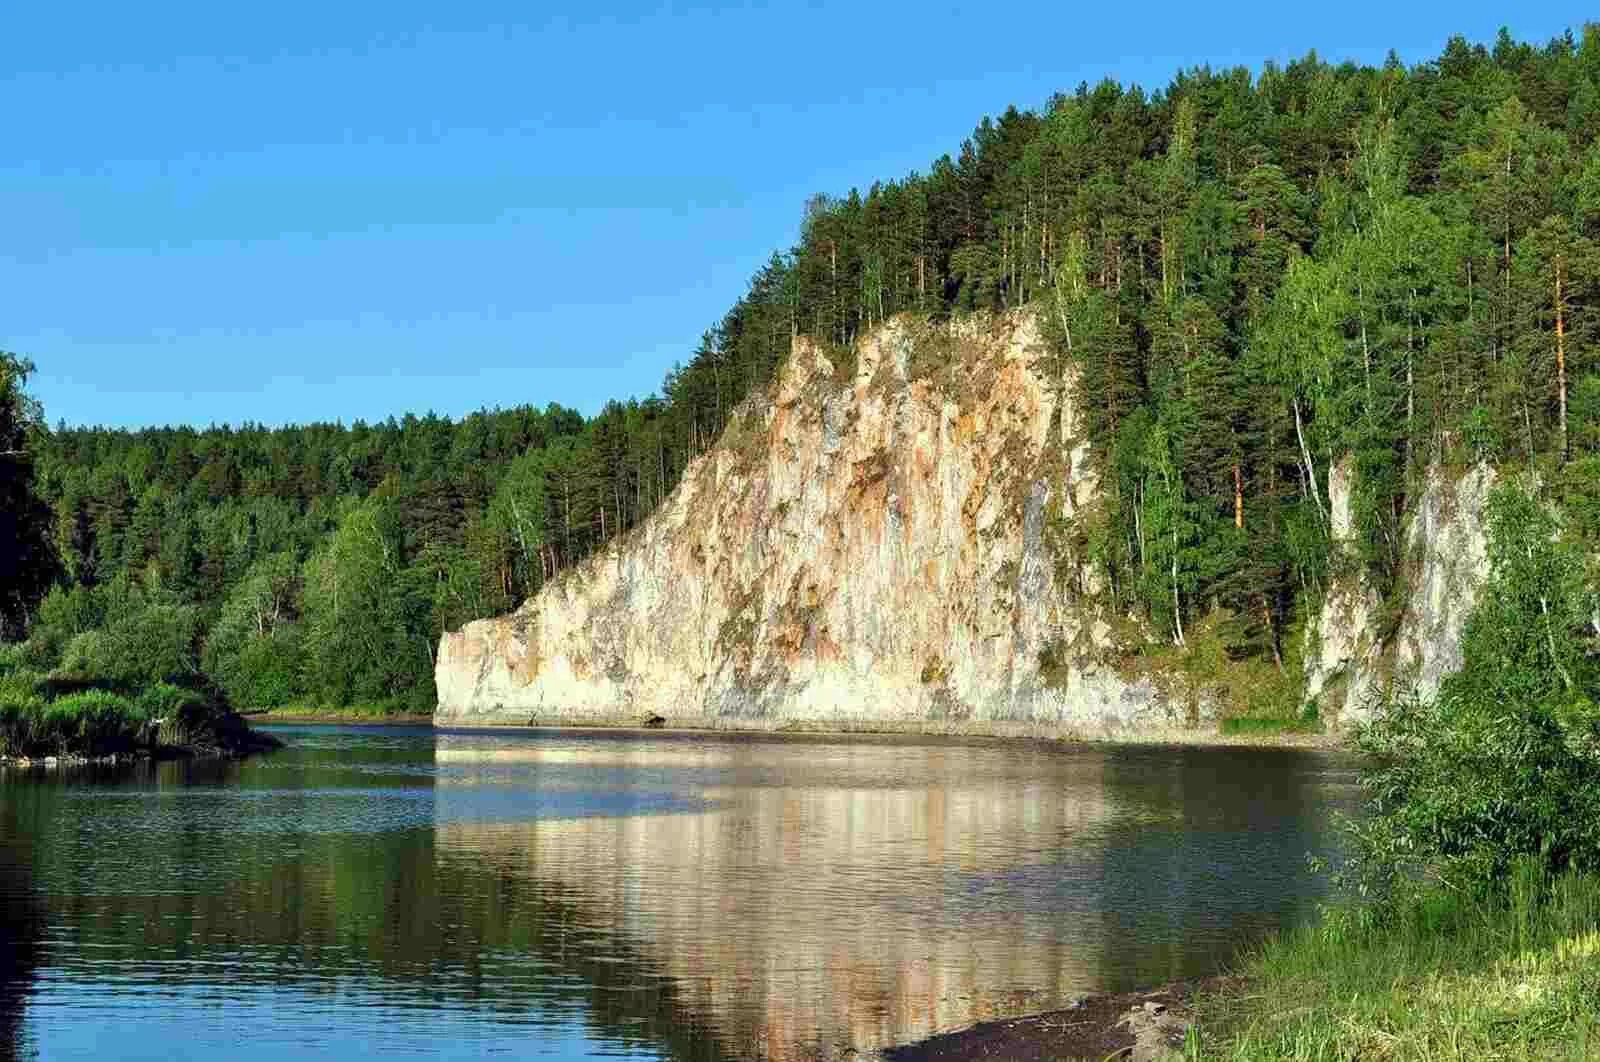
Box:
0, 683, 155, 759
257, 699, 433, 720
1189, 862, 1600, 1060
1219, 715, 1323, 737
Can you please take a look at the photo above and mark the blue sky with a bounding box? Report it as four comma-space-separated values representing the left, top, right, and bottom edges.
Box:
4, 2, 1588, 429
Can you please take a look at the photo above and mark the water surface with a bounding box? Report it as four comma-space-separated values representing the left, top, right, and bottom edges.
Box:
0, 725, 1359, 1060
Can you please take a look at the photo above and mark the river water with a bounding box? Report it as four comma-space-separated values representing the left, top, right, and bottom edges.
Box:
0, 725, 1360, 1060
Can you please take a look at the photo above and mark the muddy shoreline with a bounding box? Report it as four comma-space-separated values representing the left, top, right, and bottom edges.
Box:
879, 976, 1236, 1061
1, 731, 282, 769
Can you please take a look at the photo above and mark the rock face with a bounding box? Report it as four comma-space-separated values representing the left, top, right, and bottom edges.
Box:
1304, 460, 1497, 723
437, 311, 1174, 733
437, 311, 1498, 733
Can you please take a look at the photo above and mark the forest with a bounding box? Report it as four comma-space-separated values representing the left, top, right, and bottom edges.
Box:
3, 25, 1600, 714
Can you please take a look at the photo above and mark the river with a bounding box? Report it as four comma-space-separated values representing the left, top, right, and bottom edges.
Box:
0, 725, 1360, 1060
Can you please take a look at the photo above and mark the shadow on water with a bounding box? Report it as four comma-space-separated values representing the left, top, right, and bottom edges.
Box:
0, 787, 42, 1062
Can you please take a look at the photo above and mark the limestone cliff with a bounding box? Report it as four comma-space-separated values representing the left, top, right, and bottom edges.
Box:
436, 311, 1172, 732
436, 311, 1497, 733
1303, 460, 1497, 723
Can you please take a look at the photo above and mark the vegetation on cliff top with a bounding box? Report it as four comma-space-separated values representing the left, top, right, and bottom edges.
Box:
4, 27, 1600, 714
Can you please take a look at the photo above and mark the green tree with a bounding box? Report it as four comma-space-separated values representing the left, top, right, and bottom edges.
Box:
301, 499, 428, 708
0, 353, 55, 641
1353, 484, 1600, 891
202, 552, 305, 709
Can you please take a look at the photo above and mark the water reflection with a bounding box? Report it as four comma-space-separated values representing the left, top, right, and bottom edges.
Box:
433, 733, 1356, 1059
0, 727, 1358, 1061
0, 790, 43, 1062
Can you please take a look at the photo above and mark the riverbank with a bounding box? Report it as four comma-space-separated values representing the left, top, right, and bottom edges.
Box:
885, 869, 1600, 1060
250, 707, 435, 725
1, 672, 281, 766
0, 722, 281, 769
431, 713, 1343, 748
1190, 869, 1600, 1059
880, 978, 1222, 1061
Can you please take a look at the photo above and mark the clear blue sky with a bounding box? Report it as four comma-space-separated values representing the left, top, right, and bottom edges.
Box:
4, 2, 1587, 429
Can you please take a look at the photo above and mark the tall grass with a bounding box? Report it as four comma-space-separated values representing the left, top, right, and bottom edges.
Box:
0, 687, 154, 759
1191, 860, 1600, 1060
0, 658, 227, 758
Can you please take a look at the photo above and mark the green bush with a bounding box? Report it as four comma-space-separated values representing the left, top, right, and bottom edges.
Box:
1219, 715, 1321, 737
206, 623, 306, 710
0, 665, 45, 704
57, 603, 199, 688
1193, 859, 1600, 1058
0, 682, 48, 757
0, 642, 24, 676
1350, 485, 1600, 894
134, 682, 216, 747
25, 584, 101, 670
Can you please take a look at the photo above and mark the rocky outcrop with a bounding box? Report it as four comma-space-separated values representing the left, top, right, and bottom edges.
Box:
1303, 460, 1497, 724
437, 311, 1176, 733
437, 311, 1499, 734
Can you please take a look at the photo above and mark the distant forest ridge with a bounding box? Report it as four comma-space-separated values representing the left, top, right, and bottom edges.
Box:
15, 25, 1600, 712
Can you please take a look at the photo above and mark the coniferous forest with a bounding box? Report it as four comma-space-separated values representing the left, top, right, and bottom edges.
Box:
5, 27, 1600, 714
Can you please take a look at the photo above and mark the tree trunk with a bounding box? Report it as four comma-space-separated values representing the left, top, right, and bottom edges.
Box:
1406, 288, 1416, 469
1171, 534, 1185, 648
1556, 252, 1569, 462
1261, 595, 1283, 670
1233, 463, 1244, 530
1292, 398, 1326, 525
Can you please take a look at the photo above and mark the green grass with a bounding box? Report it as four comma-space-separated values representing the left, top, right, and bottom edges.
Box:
0, 687, 154, 759
257, 699, 432, 720
1218, 716, 1323, 737
1189, 863, 1600, 1060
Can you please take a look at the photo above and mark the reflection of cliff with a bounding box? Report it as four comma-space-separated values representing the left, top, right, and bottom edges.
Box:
434, 734, 1121, 1059
433, 736, 1353, 1061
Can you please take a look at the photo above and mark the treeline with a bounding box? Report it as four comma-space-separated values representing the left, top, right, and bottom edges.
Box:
775, 27, 1600, 663
7, 26, 1600, 711
20, 400, 706, 711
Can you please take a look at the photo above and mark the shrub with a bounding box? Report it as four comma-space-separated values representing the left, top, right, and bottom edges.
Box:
0, 685, 47, 758
57, 603, 200, 688
1219, 715, 1320, 737
1193, 857, 1600, 1058
1349, 484, 1600, 894
206, 623, 306, 710
134, 682, 217, 747
0, 665, 45, 704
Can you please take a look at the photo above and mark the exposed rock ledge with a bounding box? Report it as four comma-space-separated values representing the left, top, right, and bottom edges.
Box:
436, 311, 1493, 734
1304, 458, 1497, 724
